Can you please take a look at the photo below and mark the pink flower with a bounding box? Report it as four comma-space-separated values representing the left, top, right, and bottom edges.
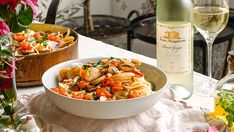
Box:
25, 0, 38, 18
30, 0, 37, 5
0, 0, 17, 11
0, 21, 10, 35
0, 0, 8, 5
206, 126, 218, 132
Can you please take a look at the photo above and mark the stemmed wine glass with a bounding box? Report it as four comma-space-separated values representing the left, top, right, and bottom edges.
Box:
193, 0, 229, 96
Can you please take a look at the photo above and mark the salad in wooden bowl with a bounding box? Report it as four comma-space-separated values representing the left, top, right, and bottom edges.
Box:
15, 23, 78, 86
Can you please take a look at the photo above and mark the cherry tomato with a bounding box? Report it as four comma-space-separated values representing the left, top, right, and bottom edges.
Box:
102, 77, 114, 87
19, 41, 32, 50
12, 34, 25, 42
48, 34, 62, 42
34, 33, 42, 40
78, 81, 88, 90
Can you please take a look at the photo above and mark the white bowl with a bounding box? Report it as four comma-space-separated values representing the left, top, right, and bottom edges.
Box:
42, 57, 167, 119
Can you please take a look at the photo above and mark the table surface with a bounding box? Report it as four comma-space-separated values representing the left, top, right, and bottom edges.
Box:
17, 34, 215, 111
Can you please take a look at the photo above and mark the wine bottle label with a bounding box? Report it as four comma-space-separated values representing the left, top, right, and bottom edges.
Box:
157, 22, 192, 74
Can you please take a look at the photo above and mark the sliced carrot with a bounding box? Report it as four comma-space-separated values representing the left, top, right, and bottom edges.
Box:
111, 82, 123, 93
48, 34, 62, 42
109, 60, 119, 67
69, 86, 79, 91
53, 36, 62, 42
72, 94, 83, 99
79, 69, 86, 80
58, 88, 67, 96
78, 81, 88, 90
83, 94, 92, 100
34, 33, 42, 40
102, 77, 114, 87
19, 41, 32, 50
128, 91, 140, 98
47, 34, 55, 40
112, 86, 123, 93
133, 69, 144, 77
12, 34, 25, 42
50, 88, 58, 93
96, 87, 112, 98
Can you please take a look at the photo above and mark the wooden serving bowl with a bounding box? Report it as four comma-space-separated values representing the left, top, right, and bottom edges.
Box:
16, 24, 79, 86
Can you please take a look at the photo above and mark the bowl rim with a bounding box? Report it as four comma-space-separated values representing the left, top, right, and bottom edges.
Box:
42, 57, 168, 103
15, 23, 79, 57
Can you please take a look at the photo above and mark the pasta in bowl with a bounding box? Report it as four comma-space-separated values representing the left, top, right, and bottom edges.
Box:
42, 57, 167, 119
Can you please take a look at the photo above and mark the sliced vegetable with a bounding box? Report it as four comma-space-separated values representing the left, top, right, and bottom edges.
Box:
102, 77, 114, 87
19, 41, 32, 50
12, 33, 25, 42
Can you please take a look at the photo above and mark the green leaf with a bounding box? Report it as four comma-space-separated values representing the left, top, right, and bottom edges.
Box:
7, 14, 27, 33
16, 4, 33, 26
12, 40, 19, 46
4, 105, 15, 115
0, 49, 13, 57
218, 91, 234, 127
0, 5, 13, 20
0, 115, 11, 126
42, 42, 48, 47
6, 4, 34, 33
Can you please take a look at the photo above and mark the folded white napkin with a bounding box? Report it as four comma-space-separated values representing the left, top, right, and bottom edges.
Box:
16, 89, 225, 132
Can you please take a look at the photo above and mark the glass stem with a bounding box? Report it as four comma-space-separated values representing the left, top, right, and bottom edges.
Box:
207, 40, 213, 78
206, 38, 215, 96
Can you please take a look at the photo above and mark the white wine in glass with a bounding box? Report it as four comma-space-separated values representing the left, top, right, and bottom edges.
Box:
193, 7, 229, 39
193, 0, 229, 96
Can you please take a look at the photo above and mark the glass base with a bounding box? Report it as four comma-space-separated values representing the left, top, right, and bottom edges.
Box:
168, 84, 192, 100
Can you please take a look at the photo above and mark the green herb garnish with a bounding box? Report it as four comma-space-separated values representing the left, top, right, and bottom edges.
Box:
36, 34, 48, 43
71, 75, 82, 88
109, 57, 114, 60
12, 40, 19, 45
218, 91, 234, 127
93, 60, 102, 67
102, 64, 109, 68
42, 42, 48, 47
83, 64, 89, 70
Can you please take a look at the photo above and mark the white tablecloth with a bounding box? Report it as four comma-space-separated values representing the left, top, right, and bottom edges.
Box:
17, 35, 220, 132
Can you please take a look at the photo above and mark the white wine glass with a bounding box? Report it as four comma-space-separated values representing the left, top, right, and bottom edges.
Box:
193, 0, 229, 96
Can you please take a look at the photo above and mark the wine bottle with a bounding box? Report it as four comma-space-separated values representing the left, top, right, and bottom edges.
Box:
156, 0, 193, 99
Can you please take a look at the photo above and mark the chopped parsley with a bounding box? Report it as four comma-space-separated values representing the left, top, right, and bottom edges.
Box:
109, 57, 115, 60
71, 75, 82, 88
36, 34, 48, 43
218, 90, 234, 127
93, 60, 102, 67
102, 64, 109, 68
